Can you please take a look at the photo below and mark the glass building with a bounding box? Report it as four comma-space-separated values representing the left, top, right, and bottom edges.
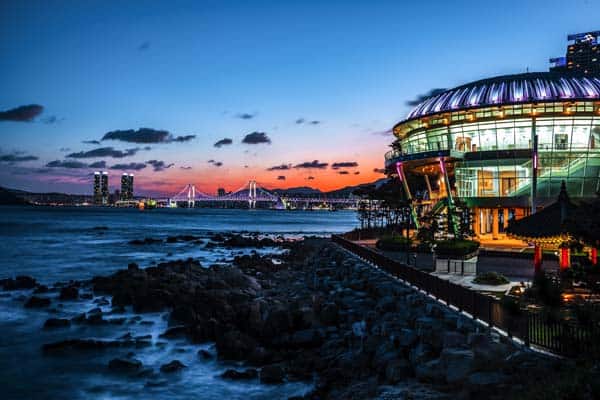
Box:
120, 173, 134, 201
93, 172, 102, 205
385, 72, 600, 238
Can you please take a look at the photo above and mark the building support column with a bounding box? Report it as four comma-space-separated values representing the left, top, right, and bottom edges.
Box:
472, 207, 480, 236
534, 244, 543, 273
531, 119, 538, 215
424, 175, 433, 200
591, 247, 598, 265
560, 247, 571, 270
503, 208, 509, 229
439, 157, 458, 236
395, 162, 419, 230
492, 208, 499, 240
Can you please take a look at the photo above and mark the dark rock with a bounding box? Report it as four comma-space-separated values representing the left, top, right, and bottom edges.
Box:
43, 318, 71, 329
415, 358, 445, 384
319, 303, 339, 326
160, 360, 186, 373
59, 286, 78, 300
221, 368, 258, 380
129, 238, 162, 245
2, 275, 37, 290
442, 332, 467, 349
25, 296, 50, 308
260, 364, 285, 383
128, 263, 139, 271
159, 326, 188, 339
385, 359, 412, 383
198, 349, 213, 359
440, 348, 474, 384
108, 358, 142, 372
33, 285, 49, 294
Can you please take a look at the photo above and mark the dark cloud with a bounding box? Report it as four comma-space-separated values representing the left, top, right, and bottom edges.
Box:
89, 161, 107, 169
46, 160, 89, 169
338, 171, 350, 175
110, 162, 147, 171
0, 104, 43, 122
331, 161, 359, 169
83, 140, 101, 145
371, 128, 393, 136
59, 147, 70, 152
67, 147, 139, 159
406, 88, 447, 107
147, 159, 174, 172
236, 113, 255, 120
214, 138, 233, 148
267, 163, 291, 171
242, 131, 271, 144
180, 166, 192, 170
42, 115, 63, 124
138, 41, 150, 51
309, 120, 320, 125
294, 160, 328, 169
213, 161, 223, 167
101, 128, 195, 144
296, 118, 320, 125
277, 176, 286, 180
373, 168, 386, 174
295, 118, 305, 124
0, 152, 39, 163
307, 176, 315, 180
354, 171, 360, 175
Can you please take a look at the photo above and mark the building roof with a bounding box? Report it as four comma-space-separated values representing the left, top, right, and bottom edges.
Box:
506, 182, 579, 243
406, 72, 600, 121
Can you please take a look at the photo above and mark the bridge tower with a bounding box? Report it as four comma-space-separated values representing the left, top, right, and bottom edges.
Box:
248, 180, 257, 209
187, 184, 196, 208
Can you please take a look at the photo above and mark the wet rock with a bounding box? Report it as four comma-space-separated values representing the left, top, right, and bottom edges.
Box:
43, 318, 71, 329
198, 349, 213, 359
442, 332, 467, 349
221, 368, 258, 380
25, 296, 51, 308
385, 359, 413, 383
1, 275, 37, 290
415, 358, 445, 384
159, 326, 188, 339
33, 285, 49, 294
319, 303, 339, 326
129, 238, 162, 245
440, 348, 474, 384
108, 357, 142, 372
260, 364, 285, 383
59, 286, 78, 300
160, 360, 186, 373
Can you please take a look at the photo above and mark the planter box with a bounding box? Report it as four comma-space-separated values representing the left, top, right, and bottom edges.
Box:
434, 255, 478, 275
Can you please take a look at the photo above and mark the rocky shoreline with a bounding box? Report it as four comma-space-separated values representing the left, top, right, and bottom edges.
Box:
1, 235, 577, 399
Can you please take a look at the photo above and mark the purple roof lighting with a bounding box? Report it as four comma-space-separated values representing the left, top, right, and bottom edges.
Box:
406, 73, 600, 121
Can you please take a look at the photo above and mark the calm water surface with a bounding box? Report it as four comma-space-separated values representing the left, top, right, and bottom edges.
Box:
0, 206, 358, 400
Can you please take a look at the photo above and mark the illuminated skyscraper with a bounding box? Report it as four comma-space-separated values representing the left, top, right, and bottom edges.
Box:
93, 172, 101, 205
120, 173, 135, 200
550, 31, 600, 74
127, 174, 134, 200
101, 172, 109, 205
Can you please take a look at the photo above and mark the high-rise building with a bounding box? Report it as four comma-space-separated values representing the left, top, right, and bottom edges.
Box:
120, 173, 135, 200
550, 31, 600, 74
217, 188, 226, 197
93, 172, 102, 205
101, 172, 109, 205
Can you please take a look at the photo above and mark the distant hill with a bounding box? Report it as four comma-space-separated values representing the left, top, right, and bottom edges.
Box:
272, 186, 323, 196
0, 187, 30, 205
271, 178, 390, 198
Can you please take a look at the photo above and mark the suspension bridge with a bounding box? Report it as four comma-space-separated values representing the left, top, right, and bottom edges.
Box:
157, 180, 358, 209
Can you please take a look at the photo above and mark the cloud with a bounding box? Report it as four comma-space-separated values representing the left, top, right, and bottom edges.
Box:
110, 162, 147, 171
214, 138, 233, 148
373, 168, 386, 174
101, 128, 195, 144
294, 160, 328, 169
0, 104, 44, 122
406, 88, 447, 107
295, 118, 305, 124
354, 171, 360, 175
236, 113, 255, 120
371, 128, 393, 136
180, 166, 192, 170
83, 140, 101, 145
331, 161, 358, 169
89, 161, 107, 169
138, 41, 150, 51
213, 161, 223, 167
42, 115, 63, 124
242, 132, 271, 144
147, 159, 174, 172
277, 175, 286, 180
267, 163, 291, 171
309, 120, 320, 125
306, 176, 315, 180
0, 152, 39, 163
59, 147, 70, 152
207, 159, 215, 163
338, 171, 350, 175
67, 147, 139, 158
296, 118, 320, 125
46, 160, 89, 169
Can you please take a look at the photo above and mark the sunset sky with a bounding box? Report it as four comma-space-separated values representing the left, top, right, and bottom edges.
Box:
1, 0, 599, 196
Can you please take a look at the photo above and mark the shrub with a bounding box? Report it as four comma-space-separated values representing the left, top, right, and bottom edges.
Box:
500, 295, 522, 316
473, 271, 510, 286
434, 239, 480, 258
525, 271, 562, 308
376, 233, 411, 251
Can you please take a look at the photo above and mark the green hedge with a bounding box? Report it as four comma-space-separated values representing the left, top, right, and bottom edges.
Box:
376, 234, 411, 251
435, 239, 480, 257
473, 271, 510, 286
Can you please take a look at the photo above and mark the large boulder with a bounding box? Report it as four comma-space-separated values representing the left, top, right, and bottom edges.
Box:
442, 332, 467, 349
215, 330, 259, 360
108, 358, 142, 372
160, 360, 186, 373
440, 348, 474, 384
43, 318, 71, 329
415, 358, 445, 384
221, 368, 258, 380
1, 275, 37, 290
25, 296, 50, 308
319, 303, 339, 326
385, 359, 413, 383
59, 286, 79, 300
260, 364, 285, 383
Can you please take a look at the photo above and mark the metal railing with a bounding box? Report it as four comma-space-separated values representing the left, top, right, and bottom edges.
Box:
332, 234, 600, 358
